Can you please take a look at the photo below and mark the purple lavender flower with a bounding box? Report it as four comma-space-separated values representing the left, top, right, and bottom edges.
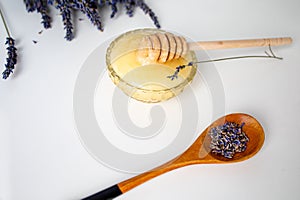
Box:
107, 0, 160, 27
109, 0, 118, 18
83, 0, 103, 30
47, 0, 55, 4
2, 37, 17, 79
72, 0, 103, 31
136, 0, 160, 28
54, 0, 74, 41
167, 65, 186, 80
167, 62, 193, 80
125, 0, 135, 17
24, 0, 36, 12
98, 0, 109, 7
35, 0, 52, 29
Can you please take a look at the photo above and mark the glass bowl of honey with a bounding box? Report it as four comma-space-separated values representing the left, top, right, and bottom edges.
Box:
106, 28, 197, 103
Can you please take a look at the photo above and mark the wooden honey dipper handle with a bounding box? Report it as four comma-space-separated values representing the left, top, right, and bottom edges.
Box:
138, 33, 292, 63
188, 37, 293, 50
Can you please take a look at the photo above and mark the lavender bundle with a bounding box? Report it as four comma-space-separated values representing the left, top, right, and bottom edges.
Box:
0, 7, 17, 79
24, 0, 160, 41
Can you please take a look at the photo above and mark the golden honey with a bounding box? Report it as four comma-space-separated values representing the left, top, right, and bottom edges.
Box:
106, 29, 197, 103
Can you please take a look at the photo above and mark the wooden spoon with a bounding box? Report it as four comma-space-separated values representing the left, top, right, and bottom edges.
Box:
137, 32, 292, 63
82, 113, 265, 200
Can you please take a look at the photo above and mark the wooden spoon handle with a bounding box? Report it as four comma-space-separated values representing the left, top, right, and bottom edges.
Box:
188, 37, 292, 50
117, 161, 182, 194
82, 159, 187, 199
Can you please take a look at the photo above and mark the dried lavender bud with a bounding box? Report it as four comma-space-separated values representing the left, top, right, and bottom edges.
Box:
54, 0, 74, 41
98, 0, 105, 7
98, 0, 110, 7
209, 122, 249, 159
35, 0, 52, 29
2, 37, 17, 79
47, 0, 54, 4
109, 0, 119, 18
70, 0, 83, 9
84, 0, 103, 30
167, 65, 186, 80
125, 0, 135, 17
136, 0, 160, 28
72, 0, 103, 31
24, 0, 36, 12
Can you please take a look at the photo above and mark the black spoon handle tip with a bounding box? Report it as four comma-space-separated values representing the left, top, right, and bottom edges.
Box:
82, 184, 122, 200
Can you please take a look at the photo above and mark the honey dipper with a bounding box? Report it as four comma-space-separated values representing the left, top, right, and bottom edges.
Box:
137, 32, 292, 63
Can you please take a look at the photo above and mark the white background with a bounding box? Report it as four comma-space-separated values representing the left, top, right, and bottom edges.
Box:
1, 0, 300, 199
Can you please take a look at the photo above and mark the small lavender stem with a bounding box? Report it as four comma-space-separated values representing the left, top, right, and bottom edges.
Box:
24, 0, 36, 12
167, 51, 283, 80
194, 55, 283, 65
0, 7, 11, 37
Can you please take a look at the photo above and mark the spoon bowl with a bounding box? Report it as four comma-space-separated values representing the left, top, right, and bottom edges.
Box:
83, 113, 265, 200
188, 112, 265, 164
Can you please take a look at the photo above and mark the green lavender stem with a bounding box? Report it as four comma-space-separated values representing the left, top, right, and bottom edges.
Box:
167, 48, 283, 80
0, 6, 11, 37
194, 55, 282, 64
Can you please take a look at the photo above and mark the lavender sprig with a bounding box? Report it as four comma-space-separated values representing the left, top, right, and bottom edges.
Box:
72, 0, 103, 31
24, 0, 36, 12
54, 0, 74, 41
35, 0, 52, 29
167, 46, 283, 80
136, 0, 160, 28
109, 0, 118, 18
0, 7, 17, 79
108, 0, 160, 27
125, 0, 135, 17
98, 0, 109, 7
83, 0, 103, 31
167, 62, 193, 81
2, 38, 17, 79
